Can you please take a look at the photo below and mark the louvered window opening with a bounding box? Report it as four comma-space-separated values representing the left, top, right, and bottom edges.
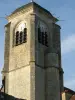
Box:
15, 28, 27, 46
38, 27, 48, 46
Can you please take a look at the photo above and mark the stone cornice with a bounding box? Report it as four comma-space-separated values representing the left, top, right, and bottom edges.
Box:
6, 6, 33, 21
6, 2, 58, 22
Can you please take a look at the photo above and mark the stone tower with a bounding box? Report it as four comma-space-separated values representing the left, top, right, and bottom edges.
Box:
2, 2, 63, 100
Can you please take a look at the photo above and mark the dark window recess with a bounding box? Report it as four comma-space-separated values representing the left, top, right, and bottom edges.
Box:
38, 27, 48, 46
42, 32, 44, 45
16, 31, 19, 46
45, 32, 48, 46
20, 31, 23, 44
2, 76, 5, 93
23, 28, 27, 43
44, 33, 46, 45
38, 28, 42, 43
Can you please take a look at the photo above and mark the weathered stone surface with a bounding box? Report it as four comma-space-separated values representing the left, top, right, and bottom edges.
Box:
2, 2, 63, 100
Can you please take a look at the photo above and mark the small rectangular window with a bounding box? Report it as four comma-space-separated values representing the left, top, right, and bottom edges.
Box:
42, 32, 44, 45
45, 32, 48, 46
20, 31, 23, 44
16, 31, 19, 46
38, 28, 42, 43
23, 28, 27, 43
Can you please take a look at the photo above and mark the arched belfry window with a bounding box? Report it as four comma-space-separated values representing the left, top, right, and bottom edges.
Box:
14, 22, 27, 46
38, 21, 48, 46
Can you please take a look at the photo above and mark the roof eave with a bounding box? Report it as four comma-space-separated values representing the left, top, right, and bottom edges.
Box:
6, 2, 59, 22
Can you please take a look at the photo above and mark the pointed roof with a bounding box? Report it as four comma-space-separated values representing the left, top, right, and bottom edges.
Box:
7, 2, 58, 22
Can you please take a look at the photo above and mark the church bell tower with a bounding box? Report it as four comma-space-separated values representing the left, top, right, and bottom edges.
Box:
2, 2, 63, 100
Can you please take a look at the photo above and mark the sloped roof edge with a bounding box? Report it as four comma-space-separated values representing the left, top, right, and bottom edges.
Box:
7, 2, 58, 22
64, 87, 75, 95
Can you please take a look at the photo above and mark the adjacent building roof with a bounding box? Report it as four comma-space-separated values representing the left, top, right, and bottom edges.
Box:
64, 87, 75, 95
70, 95, 75, 100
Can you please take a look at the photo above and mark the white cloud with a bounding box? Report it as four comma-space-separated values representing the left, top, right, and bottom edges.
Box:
61, 34, 75, 55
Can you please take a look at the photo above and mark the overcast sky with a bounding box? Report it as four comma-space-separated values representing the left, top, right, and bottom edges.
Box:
0, 0, 75, 91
